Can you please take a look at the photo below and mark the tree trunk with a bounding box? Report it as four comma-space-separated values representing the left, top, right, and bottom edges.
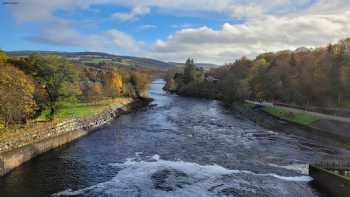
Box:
45, 87, 56, 120
48, 104, 55, 120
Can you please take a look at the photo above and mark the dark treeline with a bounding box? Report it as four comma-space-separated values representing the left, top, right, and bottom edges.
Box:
0, 52, 150, 127
165, 38, 350, 107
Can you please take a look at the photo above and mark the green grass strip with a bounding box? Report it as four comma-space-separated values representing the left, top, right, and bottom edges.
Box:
263, 106, 320, 125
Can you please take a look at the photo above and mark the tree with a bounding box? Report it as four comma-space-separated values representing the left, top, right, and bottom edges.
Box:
0, 50, 7, 64
165, 38, 350, 107
123, 82, 137, 98
27, 54, 80, 118
88, 82, 103, 103
0, 64, 37, 127
131, 72, 150, 97
237, 79, 251, 100
59, 81, 82, 102
183, 58, 196, 84
183, 58, 204, 84
329, 45, 348, 105
164, 78, 177, 92
221, 73, 240, 104
104, 69, 123, 98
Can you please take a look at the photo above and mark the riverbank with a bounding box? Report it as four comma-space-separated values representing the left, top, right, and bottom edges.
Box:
230, 103, 350, 147
0, 98, 133, 146
263, 105, 350, 143
0, 97, 152, 176
166, 82, 350, 147
2, 79, 349, 197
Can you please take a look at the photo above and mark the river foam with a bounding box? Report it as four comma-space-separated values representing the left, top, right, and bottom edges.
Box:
52, 155, 315, 197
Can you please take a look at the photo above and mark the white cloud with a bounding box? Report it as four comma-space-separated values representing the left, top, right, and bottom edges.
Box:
30, 22, 111, 50
305, 0, 350, 14
152, 11, 350, 63
227, 4, 263, 18
112, 6, 150, 21
30, 22, 143, 54
9, 0, 95, 22
107, 29, 144, 52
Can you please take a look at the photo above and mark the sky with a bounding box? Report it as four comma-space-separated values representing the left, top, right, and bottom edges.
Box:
1, 0, 350, 64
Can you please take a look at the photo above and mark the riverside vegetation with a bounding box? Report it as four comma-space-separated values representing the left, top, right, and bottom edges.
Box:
0, 51, 150, 130
164, 38, 350, 125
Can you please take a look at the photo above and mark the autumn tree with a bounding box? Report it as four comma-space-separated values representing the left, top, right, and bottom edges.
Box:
0, 64, 37, 127
87, 82, 104, 103
164, 78, 177, 92
165, 38, 350, 107
104, 69, 123, 98
0, 50, 7, 63
131, 72, 150, 97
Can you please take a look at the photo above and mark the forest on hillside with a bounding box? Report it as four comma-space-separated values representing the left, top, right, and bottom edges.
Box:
165, 38, 350, 108
0, 52, 150, 128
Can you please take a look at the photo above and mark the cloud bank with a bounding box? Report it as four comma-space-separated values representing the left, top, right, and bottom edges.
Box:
7, 0, 350, 64
153, 12, 350, 63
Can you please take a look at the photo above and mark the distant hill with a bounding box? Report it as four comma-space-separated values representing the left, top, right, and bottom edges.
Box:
7, 51, 174, 71
168, 62, 220, 71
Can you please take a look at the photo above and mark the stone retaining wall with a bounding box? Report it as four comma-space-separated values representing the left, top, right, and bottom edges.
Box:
0, 99, 148, 176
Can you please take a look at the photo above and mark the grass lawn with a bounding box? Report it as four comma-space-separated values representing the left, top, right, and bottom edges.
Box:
0, 98, 132, 140
262, 106, 320, 125
36, 98, 132, 121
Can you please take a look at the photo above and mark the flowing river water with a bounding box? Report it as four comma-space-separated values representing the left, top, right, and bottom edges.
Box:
1, 79, 350, 197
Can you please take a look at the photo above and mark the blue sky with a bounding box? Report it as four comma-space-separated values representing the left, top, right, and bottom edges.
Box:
1, 0, 350, 64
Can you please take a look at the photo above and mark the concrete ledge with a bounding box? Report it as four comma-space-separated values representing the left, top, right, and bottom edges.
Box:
309, 165, 350, 197
0, 129, 88, 176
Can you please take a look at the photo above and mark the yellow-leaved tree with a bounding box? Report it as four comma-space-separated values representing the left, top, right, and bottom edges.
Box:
0, 50, 8, 64
104, 70, 123, 98
131, 72, 150, 97
0, 64, 37, 127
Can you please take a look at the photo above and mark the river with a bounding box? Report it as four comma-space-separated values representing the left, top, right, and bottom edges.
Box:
1, 79, 349, 197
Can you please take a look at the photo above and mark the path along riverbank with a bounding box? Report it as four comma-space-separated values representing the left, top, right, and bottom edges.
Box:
0, 97, 152, 176
245, 100, 350, 143
229, 102, 350, 150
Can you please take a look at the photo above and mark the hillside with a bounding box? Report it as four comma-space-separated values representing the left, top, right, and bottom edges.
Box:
7, 51, 173, 71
